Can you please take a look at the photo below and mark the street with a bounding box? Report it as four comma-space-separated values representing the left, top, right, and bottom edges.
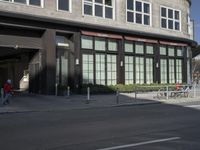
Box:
0, 102, 200, 150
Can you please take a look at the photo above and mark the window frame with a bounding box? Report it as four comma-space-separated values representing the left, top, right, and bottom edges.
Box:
56, 0, 72, 13
126, 0, 152, 26
82, 0, 115, 20
160, 5, 182, 32
0, 0, 44, 8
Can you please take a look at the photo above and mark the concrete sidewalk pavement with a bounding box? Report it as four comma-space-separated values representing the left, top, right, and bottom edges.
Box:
0, 93, 160, 114
0, 93, 200, 114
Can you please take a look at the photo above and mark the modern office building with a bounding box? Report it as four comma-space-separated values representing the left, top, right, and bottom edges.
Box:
0, 0, 196, 94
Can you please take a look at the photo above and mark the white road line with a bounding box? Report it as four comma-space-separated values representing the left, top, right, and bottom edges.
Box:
97, 137, 181, 150
186, 105, 200, 108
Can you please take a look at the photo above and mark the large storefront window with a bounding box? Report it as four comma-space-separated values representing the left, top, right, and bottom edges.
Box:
82, 54, 94, 84
81, 35, 118, 85
96, 54, 106, 85
125, 56, 134, 84
160, 59, 167, 84
146, 58, 153, 84
107, 54, 117, 85
135, 57, 144, 84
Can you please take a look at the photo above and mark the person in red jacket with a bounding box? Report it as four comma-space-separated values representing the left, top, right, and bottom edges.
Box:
2, 79, 12, 105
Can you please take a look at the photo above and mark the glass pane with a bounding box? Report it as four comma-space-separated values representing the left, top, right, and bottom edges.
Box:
144, 3, 150, 14
160, 46, 166, 55
127, 0, 134, 10
105, 0, 112, 6
168, 20, 173, 29
95, 5, 103, 17
135, 43, 144, 54
136, 13, 142, 24
108, 39, 117, 51
84, 4, 92, 15
95, 37, 106, 51
136, 1, 142, 12
125, 41, 133, 52
161, 18, 167, 28
146, 44, 154, 54
95, 0, 102, 3
105, 7, 113, 19
29, 0, 41, 6
175, 11, 179, 20
177, 47, 183, 56
14, 0, 26, 3
144, 15, 150, 25
81, 36, 93, 49
175, 22, 180, 30
127, 11, 134, 22
161, 7, 166, 17
168, 9, 173, 19
58, 0, 69, 11
168, 46, 175, 56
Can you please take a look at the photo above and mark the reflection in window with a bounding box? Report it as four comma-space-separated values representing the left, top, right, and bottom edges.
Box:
135, 57, 144, 84
107, 55, 117, 85
146, 58, 153, 84
160, 59, 167, 84
82, 54, 94, 84
81, 36, 93, 49
96, 54, 106, 85
176, 59, 182, 83
125, 56, 134, 84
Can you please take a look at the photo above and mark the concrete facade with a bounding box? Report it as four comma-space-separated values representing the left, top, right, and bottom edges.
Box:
0, 0, 196, 95
0, 0, 191, 39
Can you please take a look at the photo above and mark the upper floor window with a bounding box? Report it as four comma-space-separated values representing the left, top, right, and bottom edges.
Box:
0, 0, 43, 7
160, 6, 181, 31
83, 0, 115, 19
127, 0, 151, 26
57, 0, 71, 12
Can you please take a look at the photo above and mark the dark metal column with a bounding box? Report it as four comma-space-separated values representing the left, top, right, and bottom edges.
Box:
42, 29, 56, 95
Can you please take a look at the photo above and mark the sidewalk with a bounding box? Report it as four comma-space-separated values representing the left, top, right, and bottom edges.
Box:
0, 93, 160, 114
0, 93, 200, 114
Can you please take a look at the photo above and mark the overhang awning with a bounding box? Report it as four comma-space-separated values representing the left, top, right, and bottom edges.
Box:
124, 36, 158, 43
81, 31, 123, 39
159, 41, 188, 46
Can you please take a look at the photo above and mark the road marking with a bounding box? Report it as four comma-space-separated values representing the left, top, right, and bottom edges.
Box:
97, 137, 181, 150
186, 105, 200, 108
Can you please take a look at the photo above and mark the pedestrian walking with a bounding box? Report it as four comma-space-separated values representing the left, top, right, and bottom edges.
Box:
2, 79, 13, 105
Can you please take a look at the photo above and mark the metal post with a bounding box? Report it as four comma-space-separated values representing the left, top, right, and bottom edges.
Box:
166, 86, 169, 100
86, 87, 90, 104
135, 87, 137, 99
55, 83, 58, 96
1, 88, 3, 103
194, 84, 196, 98
116, 89, 119, 104
67, 86, 70, 97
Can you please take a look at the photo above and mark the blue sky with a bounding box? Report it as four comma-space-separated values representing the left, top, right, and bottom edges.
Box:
191, 0, 200, 44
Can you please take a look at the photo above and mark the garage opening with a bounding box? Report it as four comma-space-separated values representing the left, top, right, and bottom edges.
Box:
0, 47, 39, 93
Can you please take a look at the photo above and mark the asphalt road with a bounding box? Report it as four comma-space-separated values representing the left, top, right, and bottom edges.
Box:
0, 103, 200, 150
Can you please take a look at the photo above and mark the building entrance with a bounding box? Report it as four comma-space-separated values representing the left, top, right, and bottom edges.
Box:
0, 47, 39, 93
